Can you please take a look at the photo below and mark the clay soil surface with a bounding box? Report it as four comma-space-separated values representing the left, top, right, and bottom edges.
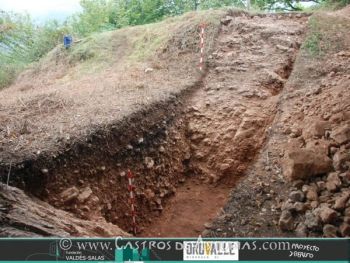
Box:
144, 178, 231, 237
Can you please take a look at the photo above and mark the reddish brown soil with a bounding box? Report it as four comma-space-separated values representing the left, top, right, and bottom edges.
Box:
143, 178, 231, 237
142, 12, 308, 237
208, 10, 350, 237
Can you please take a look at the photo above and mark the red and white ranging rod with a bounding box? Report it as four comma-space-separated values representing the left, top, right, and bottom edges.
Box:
127, 170, 137, 235
199, 23, 206, 71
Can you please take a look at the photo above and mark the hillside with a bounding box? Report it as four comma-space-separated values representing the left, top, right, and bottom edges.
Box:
0, 10, 224, 164
0, 7, 350, 238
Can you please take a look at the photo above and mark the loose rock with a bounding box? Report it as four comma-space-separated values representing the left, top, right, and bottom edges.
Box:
305, 121, 330, 139
326, 173, 342, 192
279, 210, 295, 231
306, 189, 318, 201
77, 187, 93, 203
295, 222, 308, 237
289, 190, 305, 202
318, 206, 337, 224
333, 192, 350, 211
333, 148, 350, 171
305, 211, 320, 230
339, 223, 350, 237
60, 187, 79, 203
323, 224, 338, 237
144, 157, 155, 169
282, 149, 332, 181
221, 16, 233, 25
144, 189, 155, 200
330, 124, 350, 145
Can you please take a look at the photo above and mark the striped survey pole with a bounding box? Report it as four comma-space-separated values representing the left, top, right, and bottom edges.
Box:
127, 170, 137, 235
199, 23, 206, 71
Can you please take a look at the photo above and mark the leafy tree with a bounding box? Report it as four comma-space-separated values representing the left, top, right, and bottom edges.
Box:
69, 0, 116, 36
0, 10, 68, 88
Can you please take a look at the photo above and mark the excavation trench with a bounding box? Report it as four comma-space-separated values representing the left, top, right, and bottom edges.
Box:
1, 13, 308, 237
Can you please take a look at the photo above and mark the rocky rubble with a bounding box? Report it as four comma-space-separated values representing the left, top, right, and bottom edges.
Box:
279, 122, 350, 237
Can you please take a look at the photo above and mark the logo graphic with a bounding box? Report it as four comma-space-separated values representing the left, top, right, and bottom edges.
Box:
183, 237, 239, 261
59, 238, 72, 251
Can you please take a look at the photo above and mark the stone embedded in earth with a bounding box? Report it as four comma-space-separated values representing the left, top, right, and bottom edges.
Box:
326, 172, 342, 192
276, 44, 289, 52
204, 222, 213, 229
60, 186, 79, 203
318, 207, 337, 224
289, 190, 305, 202
330, 112, 345, 124
221, 16, 233, 25
279, 210, 295, 231
77, 187, 93, 203
144, 157, 155, 169
340, 172, 350, 186
144, 189, 155, 200
330, 124, 350, 145
333, 192, 350, 211
282, 149, 333, 181
219, 163, 231, 172
333, 148, 350, 171
281, 200, 295, 212
305, 121, 330, 139
306, 140, 331, 156
316, 181, 326, 191
263, 69, 286, 92
293, 202, 308, 212
310, 200, 319, 209
330, 146, 339, 155
305, 211, 320, 230
144, 67, 154, 73
295, 222, 308, 237
290, 127, 302, 138
306, 189, 318, 201
339, 223, 350, 237
292, 179, 304, 189
323, 224, 338, 237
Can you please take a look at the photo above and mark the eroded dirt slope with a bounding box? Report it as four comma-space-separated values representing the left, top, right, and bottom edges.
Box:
144, 12, 308, 237
208, 9, 350, 238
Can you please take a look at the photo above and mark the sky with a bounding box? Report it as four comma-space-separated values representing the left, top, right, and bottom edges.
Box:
0, 0, 82, 22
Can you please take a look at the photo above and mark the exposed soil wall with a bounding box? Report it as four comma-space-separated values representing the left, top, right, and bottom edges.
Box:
0, 79, 200, 233
0, 10, 316, 238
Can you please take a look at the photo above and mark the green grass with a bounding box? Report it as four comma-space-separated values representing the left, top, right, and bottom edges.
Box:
302, 13, 349, 57
302, 16, 325, 57
0, 64, 22, 89
0, 8, 226, 88
39, 9, 224, 76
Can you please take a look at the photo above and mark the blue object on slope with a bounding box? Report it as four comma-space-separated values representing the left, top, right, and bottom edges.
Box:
63, 35, 73, 48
